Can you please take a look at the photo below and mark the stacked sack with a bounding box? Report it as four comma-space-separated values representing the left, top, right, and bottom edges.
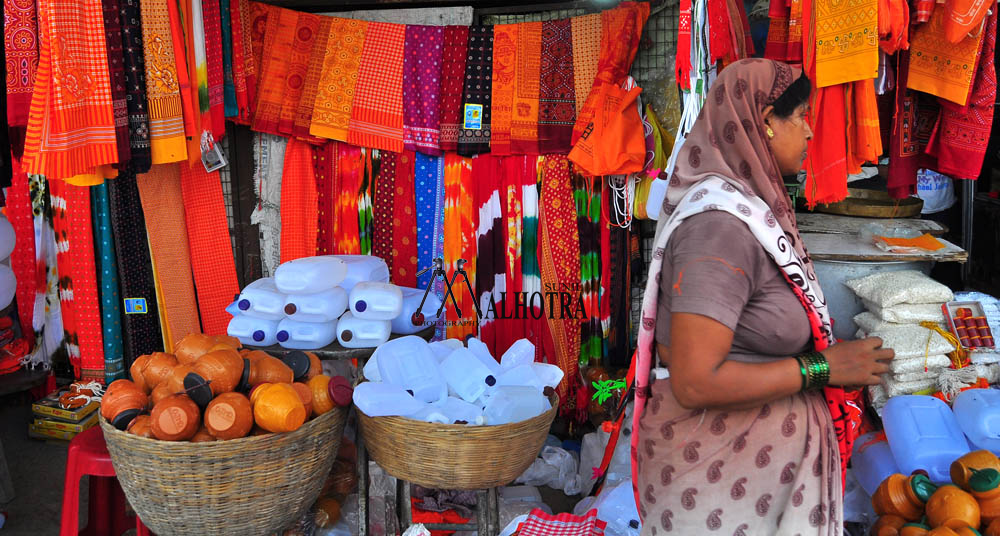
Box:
845, 270, 998, 410
227, 255, 443, 350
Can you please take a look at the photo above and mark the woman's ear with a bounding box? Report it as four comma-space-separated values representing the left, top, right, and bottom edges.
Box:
761, 105, 776, 125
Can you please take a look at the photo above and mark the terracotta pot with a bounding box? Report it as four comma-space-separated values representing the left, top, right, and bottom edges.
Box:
927, 529, 961, 536
210, 334, 242, 349
954, 451, 1000, 491
129, 354, 152, 393
955, 528, 983, 536
292, 382, 313, 418
874, 474, 937, 521
873, 515, 908, 536
151, 381, 175, 406
986, 518, 1000, 536
190, 426, 216, 443
150, 394, 201, 441
314, 497, 341, 528
204, 392, 254, 440
901, 524, 932, 536
127, 414, 154, 438
306, 352, 322, 380
245, 350, 271, 363
249, 356, 294, 386
280, 351, 311, 382
101, 379, 149, 430
141, 353, 178, 390
192, 349, 244, 396
163, 364, 197, 394
971, 469, 1000, 526
174, 333, 215, 365
309, 375, 334, 416
926, 485, 980, 530
253, 383, 306, 433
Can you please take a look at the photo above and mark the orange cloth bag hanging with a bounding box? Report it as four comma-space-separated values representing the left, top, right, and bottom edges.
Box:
568, 80, 645, 177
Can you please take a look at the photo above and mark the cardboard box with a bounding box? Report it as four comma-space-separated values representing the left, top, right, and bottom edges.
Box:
28, 423, 78, 442
31, 390, 99, 423
33, 410, 98, 434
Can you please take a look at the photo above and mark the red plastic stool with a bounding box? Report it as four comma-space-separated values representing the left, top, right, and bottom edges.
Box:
59, 426, 152, 536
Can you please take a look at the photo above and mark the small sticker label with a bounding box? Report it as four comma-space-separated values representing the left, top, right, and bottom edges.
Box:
201, 141, 228, 173
124, 298, 148, 314
463, 104, 483, 130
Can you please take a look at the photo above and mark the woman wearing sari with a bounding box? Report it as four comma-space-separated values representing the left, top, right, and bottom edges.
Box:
633, 59, 894, 534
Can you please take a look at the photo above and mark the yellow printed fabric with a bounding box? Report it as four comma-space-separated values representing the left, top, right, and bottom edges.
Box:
309, 18, 368, 141
814, 0, 879, 87
907, 7, 984, 105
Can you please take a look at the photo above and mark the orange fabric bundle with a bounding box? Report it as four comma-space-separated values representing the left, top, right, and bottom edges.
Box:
813, 0, 878, 87
804, 86, 850, 207
347, 22, 406, 153
571, 14, 601, 114
251, 5, 296, 136
491, 24, 519, 156
140, 0, 188, 164
309, 18, 367, 142
846, 79, 882, 173
293, 16, 331, 144
277, 11, 320, 137
878, 233, 946, 251
511, 22, 542, 155
908, 8, 985, 105
280, 139, 318, 263
878, 0, 910, 53
334, 145, 363, 255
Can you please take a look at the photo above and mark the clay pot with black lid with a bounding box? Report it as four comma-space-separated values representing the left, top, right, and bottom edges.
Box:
873, 515, 907, 536
127, 414, 154, 438
901, 524, 932, 536
101, 379, 149, 430
150, 394, 201, 441
185, 348, 244, 407
141, 352, 178, 391
205, 392, 254, 440
281, 351, 312, 382
249, 355, 294, 386
174, 333, 215, 365
151, 381, 175, 405
130, 354, 152, 393
874, 474, 938, 521
926, 485, 980, 530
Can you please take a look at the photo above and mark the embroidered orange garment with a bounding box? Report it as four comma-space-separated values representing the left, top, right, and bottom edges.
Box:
491, 24, 519, 156
347, 22, 406, 153
280, 139, 318, 262
814, 0, 879, 87
788, 0, 804, 61
511, 22, 542, 155
277, 11, 319, 137
571, 14, 601, 115
23, 0, 118, 183
293, 16, 331, 144
943, 0, 993, 43
252, 5, 296, 136
309, 18, 367, 142
908, 7, 984, 106
140, 0, 187, 164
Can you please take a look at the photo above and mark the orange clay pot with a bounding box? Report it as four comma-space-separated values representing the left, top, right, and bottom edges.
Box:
204, 392, 254, 440
873, 515, 908, 536
314, 497, 342, 528
245, 350, 271, 363
192, 349, 244, 396
190, 426, 216, 443
292, 382, 313, 418
129, 354, 151, 393
210, 334, 242, 349
927, 529, 961, 536
986, 518, 1000, 536
249, 356, 294, 386
151, 381, 175, 406
253, 383, 306, 433
141, 352, 178, 390
926, 485, 981, 530
901, 524, 932, 536
874, 474, 938, 521
127, 415, 154, 439
162, 364, 197, 395
251, 425, 271, 436
970, 469, 1000, 526
309, 375, 334, 416
101, 380, 149, 430
954, 451, 1000, 491
306, 352, 322, 379
956, 528, 983, 536
174, 334, 215, 365
150, 394, 201, 441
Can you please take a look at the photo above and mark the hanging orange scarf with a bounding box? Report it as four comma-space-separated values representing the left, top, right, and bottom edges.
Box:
251, 5, 297, 136
277, 11, 320, 137
814, 0, 878, 87
846, 80, 882, 174
293, 16, 331, 144
511, 22, 542, 155
571, 14, 602, 114
309, 17, 368, 142
335, 145, 363, 255
443, 154, 477, 340
491, 24, 519, 156
280, 139, 318, 262
140, 0, 188, 164
908, 7, 985, 105
347, 22, 406, 153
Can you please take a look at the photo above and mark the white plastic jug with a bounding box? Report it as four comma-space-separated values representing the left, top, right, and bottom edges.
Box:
391, 287, 443, 335
851, 431, 901, 495
235, 278, 287, 320
440, 348, 498, 403
283, 287, 348, 323
275, 318, 339, 350
883, 395, 971, 483
375, 335, 447, 403
428, 339, 463, 363
501, 339, 536, 369
352, 382, 427, 417
228, 314, 280, 347
337, 312, 391, 348
953, 388, 1000, 453
349, 282, 403, 321
0, 265, 15, 311
497, 364, 545, 393
591, 481, 641, 535
335, 254, 391, 292
274, 256, 347, 294
466, 337, 500, 374
483, 386, 550, 425
531, 363, 565, 390
430, 396, 486, 425
362, 354, 382, 382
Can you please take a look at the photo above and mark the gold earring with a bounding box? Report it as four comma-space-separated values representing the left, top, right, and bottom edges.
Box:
766, 126, 775, 139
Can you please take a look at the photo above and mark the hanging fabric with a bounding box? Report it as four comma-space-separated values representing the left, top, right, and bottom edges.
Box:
229, 0, 252, 124
140, 0, 187, 164
314, 142, 336, 255
847, 79, 883, 173
431, 156, 447, 340
167, 0, 200, 164
765, 0, 791, 61
498, 156, 528, 355
877, 0, 909, 54
491, 24, 519, 156
220, 0, 238, 118
347, 22, 406, 153
403, 25, 445, 155
202, 0, 225, 140
335, 145, 363, 255
571, 14, 602, 111
277, 12, 319, 138
907, 7, 985, 106
292, 16, 331, 144
280, 139, 319, 263
392, 151, 418, 286
251, 5, 295, 136
358, 149, 378, 256
787, 0, 804, 61
443, 154, 477, 340
888, 51, 937, 198
119, 0, 152, 173
414, 154, 444, 331
473, 155, 505, 356
943, 0, 993, 43
309, 17, 368, 142
372, 151, 397, 269
6, 172, 36, 353
4, 0, 39, 131
676, 0, 694, 89
101, 0, 132, 170
522, 158, 542, 354
107, 171, 164, 362
511, 22, 542, 155
707, 0, 735, 64
457, 25, 493, 157
251, 133, 287, 276
572, 171, 601, 366
813, 0, 878, 87
188, 0, 215, 148
28, 174, 63, 367
539, 19, 576, 155
91, 182, 126, 383
439, 26, 469, 153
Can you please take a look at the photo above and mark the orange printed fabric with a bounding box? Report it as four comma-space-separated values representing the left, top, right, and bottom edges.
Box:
511, 22, 542, 155
347, 22, 406, 153
443, 154, 477, 340
280, 139, 319, 262
943, 0, 993, 43
251, 5, 297, 136
23, 0, 118, 183
140, 0, 187, 164
814, 0, 879, 87
491, 24, 519, 156
167, 0, 200, 165
571, 14, 601, 114
335, 145, 363, 255
293, 16, 331, 143
277, 12, 320, 137
309, 18, 367, 142
908, 8, 985, 105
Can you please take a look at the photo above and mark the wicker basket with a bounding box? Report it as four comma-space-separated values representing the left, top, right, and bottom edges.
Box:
99, 406, 345, 536
357, 394, 558, 490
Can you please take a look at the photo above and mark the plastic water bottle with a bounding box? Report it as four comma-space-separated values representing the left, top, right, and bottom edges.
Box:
428, 340, 463, 362
483, 386, 550, 425
531, 363, 565, 390
406, 406, 452, 424
953, 388, 1000, 453
883, 395, 971, 483
851, 432, 902, 495
275, 318, 339, 350
337, 312, 391, 348
274, 256, 348, 294
335, 254, 391, 292
283, 287, 348, 323
501, 339, 536, 369
466, 337, 500, 374
349, 282, 403, 321
497, 364, 545, 393
235, 278, 287, 320
431, 396, 486, 425
362, 354, 381, 382
352, 382, 427, 417
375, 335, 447, 404
228, 314, 280, 346
440, 348, 498, 403
391, 287, 443, 335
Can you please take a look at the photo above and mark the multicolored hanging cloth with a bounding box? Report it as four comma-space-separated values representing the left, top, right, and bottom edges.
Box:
571, 14, 602, 111
348, 22, 406, 153
140, 0, 187, 164
521, 157, 543, 353
473, 155, 504, 356
293, 16, 331, 144
439, 26, 469, 153
101, 0, 132, 169
119, 0, 152, 173
6, 171, 36, 353
443, 154, 477, 340
314, 142, 337, 255
309, 17, 367, 142
358, 149, 378, 256
277, 12, 319, 138
907, 7, 985, 106
887, 51, 938, 198
29, 174, 64, 367
5, 0, 39, 130
188, 0, 215, 146
229, 0, 252, 123
498, 156, 528, 355
334, 145, 363, 255
107, 171, 164, 362
814, 0, 878, 87
765, 0, 792, 61
511, 22, 542, 155
280, 138, 319, 263
91, 182, 125, 382
372, 151, 397, 270
167, 0, 200, 164
457, 25, 493, 157
392, 151, 418, 286
250, 133, 287, 276
201, 0, 225, 140
414, 155, 446, 310
539, 19, 576, 154
572, 171, 601, 366
221, 0, 238, 118
491, 24, 518, 156
402, 25, 444, 155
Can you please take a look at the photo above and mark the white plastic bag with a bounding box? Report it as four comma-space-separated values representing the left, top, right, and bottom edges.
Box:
515, 446, 583, 496
916, 169, 956, 214
845, 270, 954, 308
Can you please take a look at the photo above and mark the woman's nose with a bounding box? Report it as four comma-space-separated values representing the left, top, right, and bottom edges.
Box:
804, 122, 814, 140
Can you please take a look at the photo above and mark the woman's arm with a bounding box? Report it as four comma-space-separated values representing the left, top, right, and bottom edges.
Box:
662, 312, 893, 411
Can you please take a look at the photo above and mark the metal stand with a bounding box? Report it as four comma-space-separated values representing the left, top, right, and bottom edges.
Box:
396, 481, 500, 535
414, 257, 481, 323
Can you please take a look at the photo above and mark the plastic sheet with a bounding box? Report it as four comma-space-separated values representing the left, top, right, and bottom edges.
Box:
514, 446, 583, 496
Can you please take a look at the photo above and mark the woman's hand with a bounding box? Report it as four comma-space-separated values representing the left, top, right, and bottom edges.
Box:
821, 338, 894, 388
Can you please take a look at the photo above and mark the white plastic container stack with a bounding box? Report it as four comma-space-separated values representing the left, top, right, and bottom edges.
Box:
350, 282, 403, 320
467, 337, 501, 374
484, 386, 550, 425
352, 382, 427, 417
440, 348, 498, 402
283, 287, 348, 323
501, 339, 536, 369
428, 339, 463, 362
276, 318, 339, 350
337, 255, 390, 292
228, 315, 280, 346
338, 312, 391, 348
391, 287, 443, 335
274, 255, 347, 294
235, 278, 287, 320
375, 335, 447, 403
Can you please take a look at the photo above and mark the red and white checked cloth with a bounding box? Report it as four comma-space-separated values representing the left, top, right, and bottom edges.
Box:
513, 509, 607, 536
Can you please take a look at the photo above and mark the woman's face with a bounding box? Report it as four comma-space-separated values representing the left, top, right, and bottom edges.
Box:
766, 103, 813, 177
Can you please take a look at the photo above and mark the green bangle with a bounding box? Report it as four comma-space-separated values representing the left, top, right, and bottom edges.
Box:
794, 356, 808, 391
798, 351, 830, 391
